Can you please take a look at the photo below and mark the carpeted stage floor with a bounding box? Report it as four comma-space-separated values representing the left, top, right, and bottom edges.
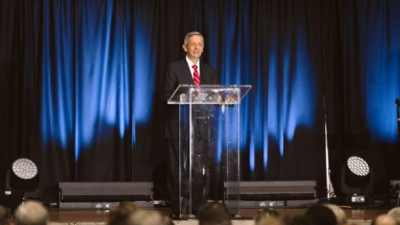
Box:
48, 207, 389, 225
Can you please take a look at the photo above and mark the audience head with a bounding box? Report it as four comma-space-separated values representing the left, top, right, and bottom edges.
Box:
372, 214, 397, 225
107, 202, 138, 225
256, 217, 284, 225
161, 214, 174, 225
0, 205, 13, 225
14, 201, 48, 225
128, 209, 166, 225
323, 204, 347, 225
305, 204, 337, 225
254, 209, 280, 224
388, 207, 400, 225
197, 202, 231, 225
285, 215, 312, 225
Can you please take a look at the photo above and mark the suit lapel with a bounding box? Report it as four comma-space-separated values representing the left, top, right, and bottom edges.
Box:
179, 59, 194, 84
200, 62, 209, 84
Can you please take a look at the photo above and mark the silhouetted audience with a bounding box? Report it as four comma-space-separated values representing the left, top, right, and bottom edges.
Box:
372, 215, 397, 225
13, 200, 400, 225
128, 209, 166, 225
161, 214, 174, 225
305, 204, 337, 225
107, 202, 138, 225
257, 217, 285, 225
254, 209, 280, 224
323, 203, 347, 225
197, 202, 231, 225
0, 205, 13, 225
388, 207, 400, 225
284, 215, 312, 225
14, 201, 48, 225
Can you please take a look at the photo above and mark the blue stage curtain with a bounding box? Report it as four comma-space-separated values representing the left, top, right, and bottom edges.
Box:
321, 0, 400, 194
1, 0, 399, 200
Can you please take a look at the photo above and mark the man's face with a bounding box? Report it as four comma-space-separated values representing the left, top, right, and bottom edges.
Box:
183, 35, 204, 62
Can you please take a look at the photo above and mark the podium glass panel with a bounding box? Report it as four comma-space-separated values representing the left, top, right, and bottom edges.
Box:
168, 85, 251, 218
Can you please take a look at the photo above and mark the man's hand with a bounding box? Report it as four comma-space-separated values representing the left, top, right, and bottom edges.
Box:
179, 93, 197, 102
225, 93, 238, 104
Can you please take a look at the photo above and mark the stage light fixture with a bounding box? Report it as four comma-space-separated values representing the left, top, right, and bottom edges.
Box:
10, 158, 39, 191
1, 158, 39, 211
341, 155, 373, 204
12, 158, 38, 180
347, 156, 369, 176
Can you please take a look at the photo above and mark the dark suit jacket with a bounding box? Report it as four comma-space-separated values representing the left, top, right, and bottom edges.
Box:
162, 58, 219, 139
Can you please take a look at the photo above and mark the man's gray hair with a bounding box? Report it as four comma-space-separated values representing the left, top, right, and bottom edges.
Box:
14, 201, 48, 225
184, 31, 204, 46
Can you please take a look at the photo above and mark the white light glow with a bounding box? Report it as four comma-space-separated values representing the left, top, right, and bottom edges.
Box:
12, 158, 38, 180
347, 156, 370, 176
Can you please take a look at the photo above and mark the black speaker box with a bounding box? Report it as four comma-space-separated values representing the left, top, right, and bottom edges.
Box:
59, 182, 153, 202
224, 181, 316, 200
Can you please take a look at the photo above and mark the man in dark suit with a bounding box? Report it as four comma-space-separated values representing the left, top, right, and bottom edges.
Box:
162, 31, 219, 218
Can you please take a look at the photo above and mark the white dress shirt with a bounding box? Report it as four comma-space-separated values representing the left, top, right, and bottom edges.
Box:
186, 56, 200, 79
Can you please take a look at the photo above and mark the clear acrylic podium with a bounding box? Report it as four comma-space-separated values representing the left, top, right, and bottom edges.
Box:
168, 84, 251, 218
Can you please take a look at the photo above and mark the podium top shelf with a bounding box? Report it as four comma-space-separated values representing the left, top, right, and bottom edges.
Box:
167, 84, 252, 105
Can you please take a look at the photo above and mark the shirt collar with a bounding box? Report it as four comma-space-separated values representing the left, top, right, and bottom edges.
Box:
186, 56, 200, 69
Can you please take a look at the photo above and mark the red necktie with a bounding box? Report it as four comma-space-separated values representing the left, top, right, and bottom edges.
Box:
192, 65, 201, 92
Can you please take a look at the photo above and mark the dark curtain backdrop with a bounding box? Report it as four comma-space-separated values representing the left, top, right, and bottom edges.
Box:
1, 0, 399, 202
320, 0, 400, 194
